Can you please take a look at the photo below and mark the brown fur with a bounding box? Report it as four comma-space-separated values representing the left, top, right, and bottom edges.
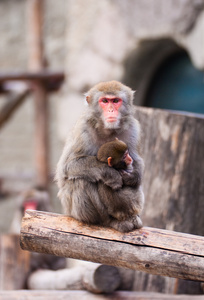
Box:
55, 81, 144, 232
97, 138, 127, 165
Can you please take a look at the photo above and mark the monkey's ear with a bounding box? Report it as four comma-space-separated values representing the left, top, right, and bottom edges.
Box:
107, 157, 113, 167
86, 95, 91, 104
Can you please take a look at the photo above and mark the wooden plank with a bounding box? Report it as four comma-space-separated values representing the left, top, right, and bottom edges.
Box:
0, 71, 65, 82
0, 71, 64, 92
0, 235, 30, 290
0, 291, 204, 300
20, 210, 204, 282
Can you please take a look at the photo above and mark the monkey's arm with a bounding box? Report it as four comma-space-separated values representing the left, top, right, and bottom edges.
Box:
64, 156, 123, 190
121, 157, 144, 188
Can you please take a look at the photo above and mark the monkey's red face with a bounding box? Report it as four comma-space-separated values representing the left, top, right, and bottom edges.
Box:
99, 95, 123, 128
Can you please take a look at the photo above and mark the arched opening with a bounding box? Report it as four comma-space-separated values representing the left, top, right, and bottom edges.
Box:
123, 38, 204, 115
144, 52, 204, 114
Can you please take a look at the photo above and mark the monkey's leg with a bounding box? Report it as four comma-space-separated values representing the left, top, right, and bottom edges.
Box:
99, 185, 144, 221
60, 179, 109, 225
99, 185, 144, 233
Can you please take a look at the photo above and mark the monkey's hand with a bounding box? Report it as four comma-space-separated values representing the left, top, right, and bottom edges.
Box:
65, 156, 123, 190
122, 160, 143, 188
101, 167, 123, 190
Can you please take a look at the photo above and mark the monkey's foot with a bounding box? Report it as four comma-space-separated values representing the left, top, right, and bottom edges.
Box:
132, 215, 143, 229
109, 219, 135, 233
109, 215, 143, 233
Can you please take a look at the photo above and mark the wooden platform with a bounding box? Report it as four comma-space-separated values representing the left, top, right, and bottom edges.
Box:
0, 291, 204, 300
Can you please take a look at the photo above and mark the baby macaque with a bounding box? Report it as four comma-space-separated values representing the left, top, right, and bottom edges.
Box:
97, 138, 133, 173
97, 138, 144, 231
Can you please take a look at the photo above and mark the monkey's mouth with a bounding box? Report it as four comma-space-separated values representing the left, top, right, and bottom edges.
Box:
106, 117, 117, 123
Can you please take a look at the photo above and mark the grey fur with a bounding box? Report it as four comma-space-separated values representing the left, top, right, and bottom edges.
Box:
55, 81, 144, 232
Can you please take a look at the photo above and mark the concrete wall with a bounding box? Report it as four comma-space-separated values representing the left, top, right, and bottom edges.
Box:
0, 0, 204, 194
0, 0, 66, 192
59, 0, 204, 139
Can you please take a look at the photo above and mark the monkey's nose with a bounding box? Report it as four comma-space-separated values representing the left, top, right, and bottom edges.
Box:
108, 104, 114, 112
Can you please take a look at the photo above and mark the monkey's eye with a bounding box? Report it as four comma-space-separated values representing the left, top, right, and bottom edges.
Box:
102, 98, 108, 103
123, 150, 128, 160
113, 98, 120, 103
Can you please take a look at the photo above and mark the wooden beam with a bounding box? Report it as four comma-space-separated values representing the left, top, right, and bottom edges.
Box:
0, 71, 65, 92
20, 210, 204, 282
1, 290, 204, 300
0, 71, 64, 81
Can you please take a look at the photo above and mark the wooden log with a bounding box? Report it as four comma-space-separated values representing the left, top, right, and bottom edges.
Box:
28, 263, 121, 293
20, 210, 204, 282
27, 267, 84, 291
134, 107, 204, 235
82, 263, 121, 293
0, 290, 204, 300
133, 107, 204, 294
0, 235, 30, 290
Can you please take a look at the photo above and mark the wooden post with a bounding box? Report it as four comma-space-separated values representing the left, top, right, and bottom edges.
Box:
0, 235, 30, 290
27, 0, 44, 70
27, 0, 49, 189
20, 210, 204, 282
133, 107, 204, 294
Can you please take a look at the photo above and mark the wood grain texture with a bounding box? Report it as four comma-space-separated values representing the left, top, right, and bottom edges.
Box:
0, 290, 204, 300
135, 107, 204, 235
20, 210, 204, 282
27, 263, 121, 293
133, 107, 204, 294
0, 235, 30, 290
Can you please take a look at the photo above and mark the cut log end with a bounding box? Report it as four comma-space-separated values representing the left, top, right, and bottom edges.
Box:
83, 264, 121, 293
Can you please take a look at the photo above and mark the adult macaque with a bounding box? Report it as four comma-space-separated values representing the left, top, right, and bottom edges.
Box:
56, 81, 144, 232
97, 138, 144, 231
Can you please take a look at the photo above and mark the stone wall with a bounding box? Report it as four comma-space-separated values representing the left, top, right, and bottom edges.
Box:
0, 0, 204, 191
59, 0, 204, 139
0, 0, 66, 193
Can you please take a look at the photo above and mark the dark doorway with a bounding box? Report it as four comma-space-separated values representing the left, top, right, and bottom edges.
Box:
145, 52, 204, 114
